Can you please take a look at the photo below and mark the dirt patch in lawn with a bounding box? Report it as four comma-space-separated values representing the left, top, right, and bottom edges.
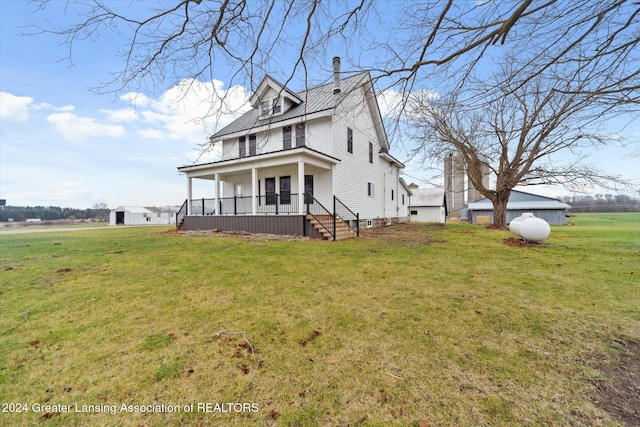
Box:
592, 340, 640, 426
360, 223, 446, 244
156, 228, 311, 242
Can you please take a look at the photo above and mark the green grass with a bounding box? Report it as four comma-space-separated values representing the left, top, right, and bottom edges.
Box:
0, 213, 638, 426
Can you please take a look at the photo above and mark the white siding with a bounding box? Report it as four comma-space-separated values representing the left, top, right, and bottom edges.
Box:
410, 206, 446, 223
306, 118, 332, 155
219, 116, 332, 161
331, 86, 392, 220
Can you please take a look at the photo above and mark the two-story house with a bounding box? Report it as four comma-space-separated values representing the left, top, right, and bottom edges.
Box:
176, 58, 411, 239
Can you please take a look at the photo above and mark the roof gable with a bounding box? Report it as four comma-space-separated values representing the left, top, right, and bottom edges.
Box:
248, 75, 302, 109
211, 72, 372, 140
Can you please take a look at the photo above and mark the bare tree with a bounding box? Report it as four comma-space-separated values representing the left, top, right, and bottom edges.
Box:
26, 0, 639, 204
408, 57, 633, 228
27, 1, 638, 109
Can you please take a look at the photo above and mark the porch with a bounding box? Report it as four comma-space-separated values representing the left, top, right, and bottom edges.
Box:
176, 194, 359, 241
176, 147, 359, 240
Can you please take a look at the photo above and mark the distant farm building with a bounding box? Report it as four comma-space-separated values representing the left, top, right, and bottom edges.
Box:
467, 190, 571, 225
408, 187, 447, 223
110, 206, 179, 226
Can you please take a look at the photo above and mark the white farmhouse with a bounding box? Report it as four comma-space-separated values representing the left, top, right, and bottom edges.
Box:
176, 58, 411, 239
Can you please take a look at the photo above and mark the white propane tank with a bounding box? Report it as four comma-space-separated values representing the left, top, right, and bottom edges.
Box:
508, 217, 525, 237
508, 212, 534, 238
519, 217, 551, 242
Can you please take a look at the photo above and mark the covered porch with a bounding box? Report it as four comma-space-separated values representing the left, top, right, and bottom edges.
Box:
175, 148, 358, 239
178, 148, 337, 216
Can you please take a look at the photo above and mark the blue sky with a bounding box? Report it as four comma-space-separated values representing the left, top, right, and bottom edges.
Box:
1, 1, 638, 209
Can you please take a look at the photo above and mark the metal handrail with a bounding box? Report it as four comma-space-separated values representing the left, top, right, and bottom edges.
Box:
304, 192, 335, 240
176, 199, 188, 229
334, 196, 360, 236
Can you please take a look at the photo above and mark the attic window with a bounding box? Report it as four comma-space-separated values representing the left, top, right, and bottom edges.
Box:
261, 100, 270, 115
260, 97, 282, 117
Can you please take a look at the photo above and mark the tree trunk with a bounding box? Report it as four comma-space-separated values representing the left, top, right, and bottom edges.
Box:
492, 190, 511, 229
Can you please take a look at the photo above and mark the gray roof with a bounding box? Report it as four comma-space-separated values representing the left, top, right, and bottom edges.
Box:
410, 188, 446, 207
211, 72, 370, 140
468, 190, 570, 211
468, 200, 571, 210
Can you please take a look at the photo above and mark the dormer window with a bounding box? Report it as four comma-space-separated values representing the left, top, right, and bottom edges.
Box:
261, 100, 270, 116
260, 97, 282, 117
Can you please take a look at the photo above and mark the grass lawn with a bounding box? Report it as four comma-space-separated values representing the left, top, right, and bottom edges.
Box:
1, 213, 638, 426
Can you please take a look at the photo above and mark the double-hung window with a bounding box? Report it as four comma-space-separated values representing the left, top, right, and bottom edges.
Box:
296, 123, 305, 147
369, 142, 373, 163
347, 127, 353, 154
283, 126, 292, 150
239, 136, 246, 158
272, 97, 281, 114
249, 134, 257, 156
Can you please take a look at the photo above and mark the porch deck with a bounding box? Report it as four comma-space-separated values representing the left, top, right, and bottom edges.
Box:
176, 193, 359, 240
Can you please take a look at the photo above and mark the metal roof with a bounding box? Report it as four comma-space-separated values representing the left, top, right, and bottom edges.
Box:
468, 190, 570, 211
467, 201, 571, 210
211, 72, 370, 140
410, 188, 446, 207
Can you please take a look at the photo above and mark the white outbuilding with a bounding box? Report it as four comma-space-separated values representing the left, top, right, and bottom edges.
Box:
109, 206, 179, 226
408, 187, 448, 223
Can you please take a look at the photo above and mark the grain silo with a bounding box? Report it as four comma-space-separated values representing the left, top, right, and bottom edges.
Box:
444, 151, 465, 215
467, 162, 490, 203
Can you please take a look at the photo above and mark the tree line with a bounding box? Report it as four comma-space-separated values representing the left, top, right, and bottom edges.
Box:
0, 205, 110, 222
561, 194, 640, 213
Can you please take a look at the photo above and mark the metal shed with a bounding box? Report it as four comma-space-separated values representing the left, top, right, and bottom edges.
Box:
467, 190, 571, 225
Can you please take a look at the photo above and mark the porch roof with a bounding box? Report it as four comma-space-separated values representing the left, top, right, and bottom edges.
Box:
177, 146, 340, 177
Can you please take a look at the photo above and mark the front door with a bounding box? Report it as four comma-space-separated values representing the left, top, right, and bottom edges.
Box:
265, 177, 276, 205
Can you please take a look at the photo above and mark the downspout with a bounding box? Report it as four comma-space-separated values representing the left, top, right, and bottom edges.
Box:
383, 173, 386, 221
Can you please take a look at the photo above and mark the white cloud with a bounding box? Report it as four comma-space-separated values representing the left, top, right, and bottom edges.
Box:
0, 92, 33, 122
47, 112, 128, 143
7, 180, 94, 206
100, 108, 139, 123
138, 128, 166, 139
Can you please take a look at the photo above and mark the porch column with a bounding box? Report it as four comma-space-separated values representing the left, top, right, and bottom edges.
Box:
186, 176, 193, 215
214, 173, 220, 216
298, 161, 305, 214
251, 167, 258, 215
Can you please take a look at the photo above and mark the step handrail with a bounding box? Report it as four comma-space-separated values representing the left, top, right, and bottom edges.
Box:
333, 196, 359, 236
176, 199, 188, 229
303, 193, 335, 240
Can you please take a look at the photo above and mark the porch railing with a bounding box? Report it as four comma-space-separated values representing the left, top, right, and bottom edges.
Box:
190, 198, 217, 215
334, 196, 360, 236
304, 192, 335, 240
257, 193, 300, 214
185, 193, 302, 216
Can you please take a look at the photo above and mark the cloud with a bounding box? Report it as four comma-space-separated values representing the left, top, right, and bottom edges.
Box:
141, 78, 251, 143
6, 180, 94, 206
137, 128, 166, 139
100, 108, 139, 123
0, 92, 33, 122
47, 112, 128, 143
